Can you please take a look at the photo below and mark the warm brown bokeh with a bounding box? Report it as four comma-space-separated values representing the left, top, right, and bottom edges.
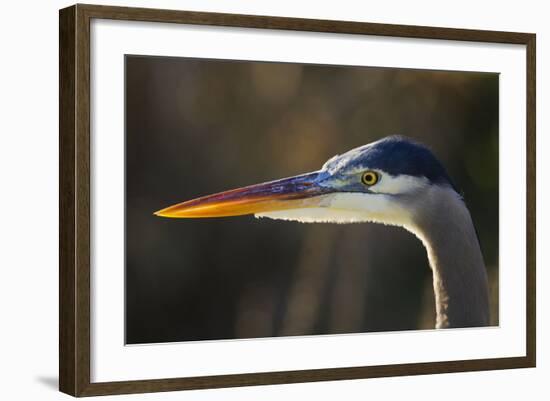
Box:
125, 55, 499, 344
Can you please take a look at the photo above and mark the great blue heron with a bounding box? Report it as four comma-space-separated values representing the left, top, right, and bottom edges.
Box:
155, 136, 489, 329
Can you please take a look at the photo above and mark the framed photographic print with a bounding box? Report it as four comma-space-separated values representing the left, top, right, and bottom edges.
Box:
59, 4, 536, 397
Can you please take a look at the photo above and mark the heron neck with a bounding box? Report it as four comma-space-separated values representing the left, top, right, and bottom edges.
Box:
409, 186, 490, 329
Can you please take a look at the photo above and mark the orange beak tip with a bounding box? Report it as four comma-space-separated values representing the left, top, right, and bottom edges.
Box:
154, 209, 173, 218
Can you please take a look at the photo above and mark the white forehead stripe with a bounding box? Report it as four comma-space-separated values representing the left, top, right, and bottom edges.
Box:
325, 164, 431, 195
370, 173, 429, 194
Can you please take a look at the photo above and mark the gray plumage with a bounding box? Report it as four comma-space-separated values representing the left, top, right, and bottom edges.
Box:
402, 184, 489, 328
322, 136, 490, 328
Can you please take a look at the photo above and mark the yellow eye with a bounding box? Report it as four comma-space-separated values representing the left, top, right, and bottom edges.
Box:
361, 171, 379, 186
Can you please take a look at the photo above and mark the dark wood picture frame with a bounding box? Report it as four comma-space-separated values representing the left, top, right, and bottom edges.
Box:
59, 3, 536, 397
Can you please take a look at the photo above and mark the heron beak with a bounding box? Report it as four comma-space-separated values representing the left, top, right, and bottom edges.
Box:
154, 171, 331, 218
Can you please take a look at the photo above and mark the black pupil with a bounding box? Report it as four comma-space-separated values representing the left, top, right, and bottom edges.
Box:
365, 173, 374, 182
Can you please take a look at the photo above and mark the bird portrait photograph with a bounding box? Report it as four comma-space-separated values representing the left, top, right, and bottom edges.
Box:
125, 55, 499, 345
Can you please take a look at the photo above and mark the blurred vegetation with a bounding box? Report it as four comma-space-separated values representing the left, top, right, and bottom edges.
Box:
125, 55, 499, 344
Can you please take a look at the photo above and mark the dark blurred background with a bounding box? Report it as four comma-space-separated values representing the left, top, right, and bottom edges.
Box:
125, 55, 499, 344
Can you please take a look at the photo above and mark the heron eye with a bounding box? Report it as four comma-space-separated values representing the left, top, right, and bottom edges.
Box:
361, 171, 379, 186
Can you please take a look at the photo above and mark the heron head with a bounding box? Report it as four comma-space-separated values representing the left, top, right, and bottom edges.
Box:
154, 136, 458, 227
